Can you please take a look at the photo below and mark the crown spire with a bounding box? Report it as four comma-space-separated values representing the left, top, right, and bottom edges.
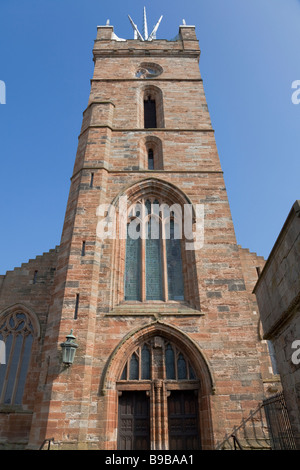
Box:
128, 7, 163, 41
143, 7, 148, 40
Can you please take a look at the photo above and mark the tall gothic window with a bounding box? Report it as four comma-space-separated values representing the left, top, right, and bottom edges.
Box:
0, 311, 34, 405
124, 198, 184, 302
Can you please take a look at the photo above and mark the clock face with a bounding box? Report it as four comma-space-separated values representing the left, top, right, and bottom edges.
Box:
136, 63, 163, 78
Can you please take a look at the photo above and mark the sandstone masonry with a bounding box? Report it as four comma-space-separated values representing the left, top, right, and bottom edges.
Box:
0, 21, 279, 450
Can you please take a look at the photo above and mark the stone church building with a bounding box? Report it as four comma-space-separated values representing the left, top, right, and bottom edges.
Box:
0, 14, 280, 450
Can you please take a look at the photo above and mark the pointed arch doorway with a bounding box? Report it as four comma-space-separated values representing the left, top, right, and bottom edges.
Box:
102, 322, 215, 450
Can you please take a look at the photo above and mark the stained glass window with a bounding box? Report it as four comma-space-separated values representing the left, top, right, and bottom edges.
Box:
129, 354, 139, 380
177, 353, 187, 380
166, 220, 184, 301
124, 223, 141, 301
141, 345, 150, 380
146, 218, 163, 300
165, 344, 175, 380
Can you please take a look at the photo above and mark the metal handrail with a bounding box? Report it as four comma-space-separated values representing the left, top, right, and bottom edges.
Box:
231, 434, 243, 450
218, 392, 297, 450
39, 437, 54, 450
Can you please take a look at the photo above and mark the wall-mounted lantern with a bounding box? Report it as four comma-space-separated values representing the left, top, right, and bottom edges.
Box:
60, 329, 78, 366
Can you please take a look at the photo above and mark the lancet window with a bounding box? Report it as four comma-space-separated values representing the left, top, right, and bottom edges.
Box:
0, 311, 34, 405
141, 86, 164, 129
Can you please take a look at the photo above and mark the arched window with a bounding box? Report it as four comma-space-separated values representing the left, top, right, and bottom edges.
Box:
124, 198, 184, 302
0, 311, 35, 405
141, 86, 164, 129
111, 179, 201, 310
139, 136, 163, 170
119, 339, 197, 382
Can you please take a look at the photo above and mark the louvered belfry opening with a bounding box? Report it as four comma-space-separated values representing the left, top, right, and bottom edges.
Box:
144, 95, 157, 128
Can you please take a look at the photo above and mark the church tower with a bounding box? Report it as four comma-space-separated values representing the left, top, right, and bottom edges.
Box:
0, 11, 278, 450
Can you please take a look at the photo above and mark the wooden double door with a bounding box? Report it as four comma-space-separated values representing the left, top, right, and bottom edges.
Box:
118, 390, 201, 450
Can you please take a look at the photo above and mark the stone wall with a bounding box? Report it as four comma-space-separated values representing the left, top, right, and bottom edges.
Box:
254, 201, 300, 448
238, 246, 281, 395
0, 247, 59, 449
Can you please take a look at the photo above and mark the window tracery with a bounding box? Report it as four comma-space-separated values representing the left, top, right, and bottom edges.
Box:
0, 311, 34, 405
136, 63, 163, 79
119, 338, 196, 382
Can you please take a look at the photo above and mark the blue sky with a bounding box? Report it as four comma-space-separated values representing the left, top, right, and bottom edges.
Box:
0, 0, 299, 274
